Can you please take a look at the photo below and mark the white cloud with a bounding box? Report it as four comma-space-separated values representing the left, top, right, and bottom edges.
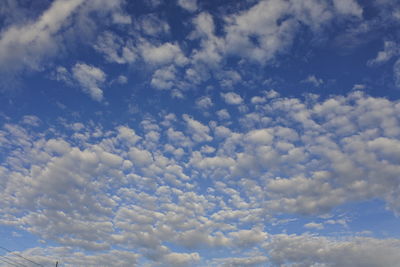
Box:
177, 0, 198, 12
72, 63, 106, 102
21, 115, 41, 127
94, 31, 137, 64
129, 147, 153, 167
221, 92, 243, 105
394, 58, 400, 88
245, 128, 274, 145
223, 0, 296, 64
117, 126, 141, 145
183, 114, 212, 143
301, 74, 324, 87
251, 96, 266, 104
185, 0, 364, 68
218, 71, 242, 88
229, 227, 268, 247
116, 75, 128, 84
332, 0, 363, 16
267, 234, 400, 267
138, 14, 170, 36
352, 83, 366, 90
216, 256, 269, 267
140, 41, 188, 66
0, 0, 84, 73
3, 247, 139, 267
368, 41, 399, 66
189, 12, 225, 74
304, 222, 324, 230
195, 96, 213, 109
162, 252, 200, 266
1, 91, 400, 265
0, 0, 128, 78
216, 109, 231, 120
151, 65, 177, 90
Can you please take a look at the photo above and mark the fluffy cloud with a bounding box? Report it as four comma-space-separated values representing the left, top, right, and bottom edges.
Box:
183, 114, 212, 143
332, 0, 363, 16
394, 58, 400, 88
215, 256, 269, 267
151, 65, 178, 90
0, 0, 84, 73
3, 1, 400, 266
368, 41, 399, 66
72, 63, 106, 102
186, 0, 365, 70
140, 41, 188, 66
1, 90, 400, 264
220, 92, 243, 105
138, 14, 170, 37
1, 247, 139, 267
0, 0, 128, 78
223, 0, 296, 64
301, 75, 324, 87
0, 0, 371, 95
94, 31, 137, 64
266, 234, 400, 267
177, 0, 198, 12
195, 96, 213, 109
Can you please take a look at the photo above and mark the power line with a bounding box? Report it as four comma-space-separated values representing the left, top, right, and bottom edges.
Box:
0, 246, 45, 267
0, 255, 27, 267
0, 256, 21, 267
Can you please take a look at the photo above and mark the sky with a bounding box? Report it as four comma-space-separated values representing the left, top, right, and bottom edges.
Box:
1, 0, 400, 266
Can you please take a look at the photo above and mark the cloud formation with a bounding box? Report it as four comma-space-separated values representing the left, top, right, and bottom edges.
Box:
1, 91, 400, 265
1, 0, 400, 266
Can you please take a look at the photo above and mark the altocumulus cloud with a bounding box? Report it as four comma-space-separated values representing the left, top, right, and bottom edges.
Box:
1, 91, 400, 266
1, 0, 400, 266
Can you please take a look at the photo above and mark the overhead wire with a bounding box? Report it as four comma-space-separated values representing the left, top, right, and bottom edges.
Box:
0, 256, 21, 267
0, 246, 45, 267
0, 255, 27, 267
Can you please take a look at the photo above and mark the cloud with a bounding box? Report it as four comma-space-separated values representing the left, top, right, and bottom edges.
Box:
332, 0, 363, 16
116, 75, 128, 84
161, 252, 200, 266
301, 75, 324, 87
2, 1, 400, 266
2, 247, 139, 267
352, 83, 366, 90
394, 58, 400, 88
72, 63, 106, 102
229, 227, 268, 247
216, 256, 269, 267
94, 31, 137, 64
223, 0, 296, 64
0, 0, 128, 78
1, 91, 400, 264
216, 109, 230, 120
177, 0, 198, 12
368, 41, 399, 66
221, 92, 244, 105
182, 114, 212, 143
0, 0, 84, 74
151, 65, 177, 90
185, 0, 364, 69
195, 96, 213, 109
304, 222, 324, 230
266, 234, 400, 267
138, 14, 170, 37
189, 12, 225, 69
21, 115, 41, 127
140, 41, 188, 66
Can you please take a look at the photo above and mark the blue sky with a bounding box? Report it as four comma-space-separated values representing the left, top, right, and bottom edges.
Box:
1, 0, 400, 266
